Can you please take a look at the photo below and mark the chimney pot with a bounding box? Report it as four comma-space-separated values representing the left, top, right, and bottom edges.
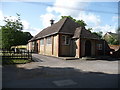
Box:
50, 19, 54, 25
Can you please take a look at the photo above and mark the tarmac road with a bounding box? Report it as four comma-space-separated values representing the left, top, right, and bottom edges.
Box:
2, 54, 119, 88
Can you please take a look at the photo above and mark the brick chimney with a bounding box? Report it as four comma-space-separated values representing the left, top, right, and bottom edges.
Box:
50, 19, 54, 26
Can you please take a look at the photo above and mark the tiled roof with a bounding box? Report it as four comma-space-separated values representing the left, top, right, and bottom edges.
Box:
29, 17, 80, 41
73, 27, 100, 39
109, 45, 120, 51
104, 32, 118, 39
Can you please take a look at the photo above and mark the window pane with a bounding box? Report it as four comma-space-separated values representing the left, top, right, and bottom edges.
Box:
66, 36, 70, 45
62, 36, 65, 45
97, 44, 102, 50
40, 39, 44, 45
47, 37, 52, 44
62, 35, 70, 45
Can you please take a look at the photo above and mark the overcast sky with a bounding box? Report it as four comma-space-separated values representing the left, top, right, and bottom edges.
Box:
0, 0, 119, 36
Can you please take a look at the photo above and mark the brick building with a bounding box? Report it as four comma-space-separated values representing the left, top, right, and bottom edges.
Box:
27, 17, 110, 58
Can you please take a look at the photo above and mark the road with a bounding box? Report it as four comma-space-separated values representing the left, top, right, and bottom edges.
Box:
2, 54, 119, 88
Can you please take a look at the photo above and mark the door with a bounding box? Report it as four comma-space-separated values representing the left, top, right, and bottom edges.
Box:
85, 40, 91, 56
35, 43, 38, 53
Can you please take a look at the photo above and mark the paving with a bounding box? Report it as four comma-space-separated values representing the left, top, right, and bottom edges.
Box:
2, 54, 119, 88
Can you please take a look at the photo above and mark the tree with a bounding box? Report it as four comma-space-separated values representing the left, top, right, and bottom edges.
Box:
117, 27, 120, 44
108, 36, 119, 45
92, 31, 103, 39
0, 29, 2, 49
0, 14, 33, 50
61, 16, 104, 39
76, 20, 87, 27
21, 32, 33, 45
87, 28, 93, 31
61, 16, 87, 27
61, 16, 76, 22
4, 13, 23, 31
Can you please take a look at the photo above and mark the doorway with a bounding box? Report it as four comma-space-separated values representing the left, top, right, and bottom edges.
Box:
85, 40, 91, 56
35, 43, 38, 53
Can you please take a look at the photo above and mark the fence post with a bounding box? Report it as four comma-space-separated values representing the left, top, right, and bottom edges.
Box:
28, 50, 29, 60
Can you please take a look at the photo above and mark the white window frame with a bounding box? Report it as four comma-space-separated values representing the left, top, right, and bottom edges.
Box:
32, 41, 35, 47
62, 35, 70, 45
40, 39, 44, 46
46, 37, 52, 45
97, 44, 102, 50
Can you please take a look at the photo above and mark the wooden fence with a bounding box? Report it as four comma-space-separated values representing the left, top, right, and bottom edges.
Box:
0, 50, 32, 60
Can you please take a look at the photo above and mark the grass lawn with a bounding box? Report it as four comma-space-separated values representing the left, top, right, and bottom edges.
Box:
2, 59, 32, 65
1, 50, 32, 65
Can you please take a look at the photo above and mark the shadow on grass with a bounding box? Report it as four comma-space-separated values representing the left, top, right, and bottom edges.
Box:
2, 64, 119, 88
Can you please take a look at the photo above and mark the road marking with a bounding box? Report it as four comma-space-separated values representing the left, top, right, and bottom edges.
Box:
53, 79, 77, 87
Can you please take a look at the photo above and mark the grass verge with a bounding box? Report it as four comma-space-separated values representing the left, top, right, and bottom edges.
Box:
2, 59, 32, 65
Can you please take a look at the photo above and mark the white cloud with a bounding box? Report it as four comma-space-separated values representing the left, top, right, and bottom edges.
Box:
0, 10, 4, 20
4, 16, 18, 22
22, 20, 30, 30
40, 0, 118, 36
112, 15, 119, 22
0, 10, 4, 26
23, 27, 41, 36
46, 7, 54, 13
40, 13, 56, 27
0, 13, 20, 26
40, 0, 102, 30
40, 0, 91, 28
21, 20, 41, 36
50, 0, 90, 17
0, 12, 40, 36
1, 15, 32, 32
77, 12, 101, 26
92, 24, 117, 35
1, 0, 119, 2
0, 14, 30, 30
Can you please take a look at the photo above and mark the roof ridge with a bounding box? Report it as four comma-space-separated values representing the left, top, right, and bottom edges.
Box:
29, 17, 68, 41
58, 17, 68, 33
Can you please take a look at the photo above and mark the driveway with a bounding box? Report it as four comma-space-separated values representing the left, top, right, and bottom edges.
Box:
31, 54, 118, 74
2, 54, 119, 88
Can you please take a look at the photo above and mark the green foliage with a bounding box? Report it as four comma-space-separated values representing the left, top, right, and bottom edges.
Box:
76, 20, 87, 27
61, 16, 76, 22
106, 36, 119, 45
3, 13, 23, 31
87, 28, 93, 31
0, 29, 2, 49
118, 28, 120, 44
92, 31, 103, 39
61, 16, 87, 27
3, 59, 31, 65
104, 32, 119, 45
0, 14, 33, 50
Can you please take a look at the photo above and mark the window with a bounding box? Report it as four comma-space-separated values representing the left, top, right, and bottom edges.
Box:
46, 37, 52, 44
62, 35, 70, 45
40, 39, 44, 45
32, 41, 36, 51
97, 44, 102, 50
32, 42, 35, 47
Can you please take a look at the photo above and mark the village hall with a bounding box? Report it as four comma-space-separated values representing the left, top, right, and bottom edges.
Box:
27, 17, 110, 58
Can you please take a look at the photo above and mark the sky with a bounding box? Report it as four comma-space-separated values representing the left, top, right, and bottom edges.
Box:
0, 0, 119, 36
